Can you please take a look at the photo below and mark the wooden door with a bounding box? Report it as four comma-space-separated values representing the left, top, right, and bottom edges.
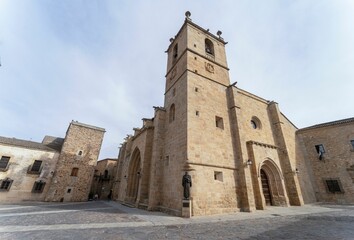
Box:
260, 169, 272, 206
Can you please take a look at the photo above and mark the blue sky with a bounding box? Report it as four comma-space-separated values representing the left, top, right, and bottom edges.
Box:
1, 1, 353, 159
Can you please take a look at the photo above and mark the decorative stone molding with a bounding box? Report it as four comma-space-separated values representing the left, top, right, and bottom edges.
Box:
188, 161, 237, 170
181, 160, 195, 172
133, 128, 141, 136
229, 105, 241, 110
153, 106, 166, 111
124, 135, 132, 141
246, 141, 278, 149
205, 62, 215, 73
131, 125, 154, 140
298, 117, 354, 132
142, 118, 153, 128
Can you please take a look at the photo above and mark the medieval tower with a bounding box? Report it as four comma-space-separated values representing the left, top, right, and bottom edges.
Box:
45, 121, 105, 202
164, 12, 239, 214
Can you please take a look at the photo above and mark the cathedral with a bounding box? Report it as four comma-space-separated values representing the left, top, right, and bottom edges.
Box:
114, 12, 354, 217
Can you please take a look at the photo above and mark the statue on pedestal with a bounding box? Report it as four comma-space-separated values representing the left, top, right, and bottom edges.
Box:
182, 172, 192, 199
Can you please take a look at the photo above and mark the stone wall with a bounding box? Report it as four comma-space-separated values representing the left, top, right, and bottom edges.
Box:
187, 74, 237, 215
113, 16, 353, 218
114, 120, 155, 208
160, 69, 188, 216
297, 120, 354, 204
45, 121, 105, 202
229, 88, 303, 210
91, 159, 117, 200
296, 134, 317, 203
147, 108, 166, 210
0, 145, 59, 202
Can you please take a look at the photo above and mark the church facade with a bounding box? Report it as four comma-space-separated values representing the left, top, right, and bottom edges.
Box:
114, 13, 354, 217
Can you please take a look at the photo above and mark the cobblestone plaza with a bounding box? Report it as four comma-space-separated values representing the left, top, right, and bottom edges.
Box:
0, 201, 353, 239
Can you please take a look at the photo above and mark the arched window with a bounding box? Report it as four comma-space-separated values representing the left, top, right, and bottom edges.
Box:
104, 170, 109, 179
169, 104, 175, 123
173, 44, 178, 62
205, 39, 214, 56
251, 116, 262, 130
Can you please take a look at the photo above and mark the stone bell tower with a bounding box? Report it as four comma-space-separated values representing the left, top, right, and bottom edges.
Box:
165, 12, 230, 92
162, 12, 238, 216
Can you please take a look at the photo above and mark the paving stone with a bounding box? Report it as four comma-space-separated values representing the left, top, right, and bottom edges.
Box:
0, 201, 353, 239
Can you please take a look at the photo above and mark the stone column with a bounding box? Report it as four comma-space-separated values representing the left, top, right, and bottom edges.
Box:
147, 108, 166, 211
268, 101, 303, 206
226, 86, 256, 212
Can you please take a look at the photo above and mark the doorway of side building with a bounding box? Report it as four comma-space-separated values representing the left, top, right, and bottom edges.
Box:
260, 169, 272, 206
126, 148, 141, 205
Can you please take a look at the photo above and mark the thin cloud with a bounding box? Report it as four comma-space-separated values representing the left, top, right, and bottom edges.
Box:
0, 1, 353, 158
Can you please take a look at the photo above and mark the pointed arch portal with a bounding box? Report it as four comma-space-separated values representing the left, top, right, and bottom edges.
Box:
258, 159, 288, 207
126, 148, 141, 204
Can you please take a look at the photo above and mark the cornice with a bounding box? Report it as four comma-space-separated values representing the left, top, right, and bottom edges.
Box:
297, 117, 354, 133
246, 141, 278, 149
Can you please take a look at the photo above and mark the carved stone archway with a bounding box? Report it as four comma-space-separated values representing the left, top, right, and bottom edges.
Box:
125, 148, 141, 205
258, 159, 289, 208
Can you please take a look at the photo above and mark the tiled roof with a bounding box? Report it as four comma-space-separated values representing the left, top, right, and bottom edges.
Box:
298, 117, 354, 132
0, 136, 62, 152
42, 136, 64, 151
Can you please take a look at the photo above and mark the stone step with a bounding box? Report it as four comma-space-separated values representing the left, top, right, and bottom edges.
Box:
122, 202, 136, 208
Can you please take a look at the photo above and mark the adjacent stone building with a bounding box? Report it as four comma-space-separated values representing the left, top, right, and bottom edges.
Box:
113, 13, 354, 217
0, 121, 105, 202
90, 158, 118, 200
297, 118, 354, 205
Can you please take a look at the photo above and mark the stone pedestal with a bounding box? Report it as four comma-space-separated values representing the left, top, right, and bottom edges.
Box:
181, 199, 192, 218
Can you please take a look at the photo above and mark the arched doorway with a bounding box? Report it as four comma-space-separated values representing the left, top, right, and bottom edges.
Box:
259, 159, 289, 207
126, 148, 141, 204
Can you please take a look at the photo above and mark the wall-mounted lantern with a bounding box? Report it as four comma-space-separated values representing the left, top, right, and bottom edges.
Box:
246, 159, 253, 167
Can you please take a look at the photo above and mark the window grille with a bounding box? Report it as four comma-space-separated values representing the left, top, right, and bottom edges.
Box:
32, 181, 46, 193
31, 160, 42, 172
0, 178, 13, 191
28, 160, 42, 174
324, 179, 343, 193
0, 156, 10, 170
